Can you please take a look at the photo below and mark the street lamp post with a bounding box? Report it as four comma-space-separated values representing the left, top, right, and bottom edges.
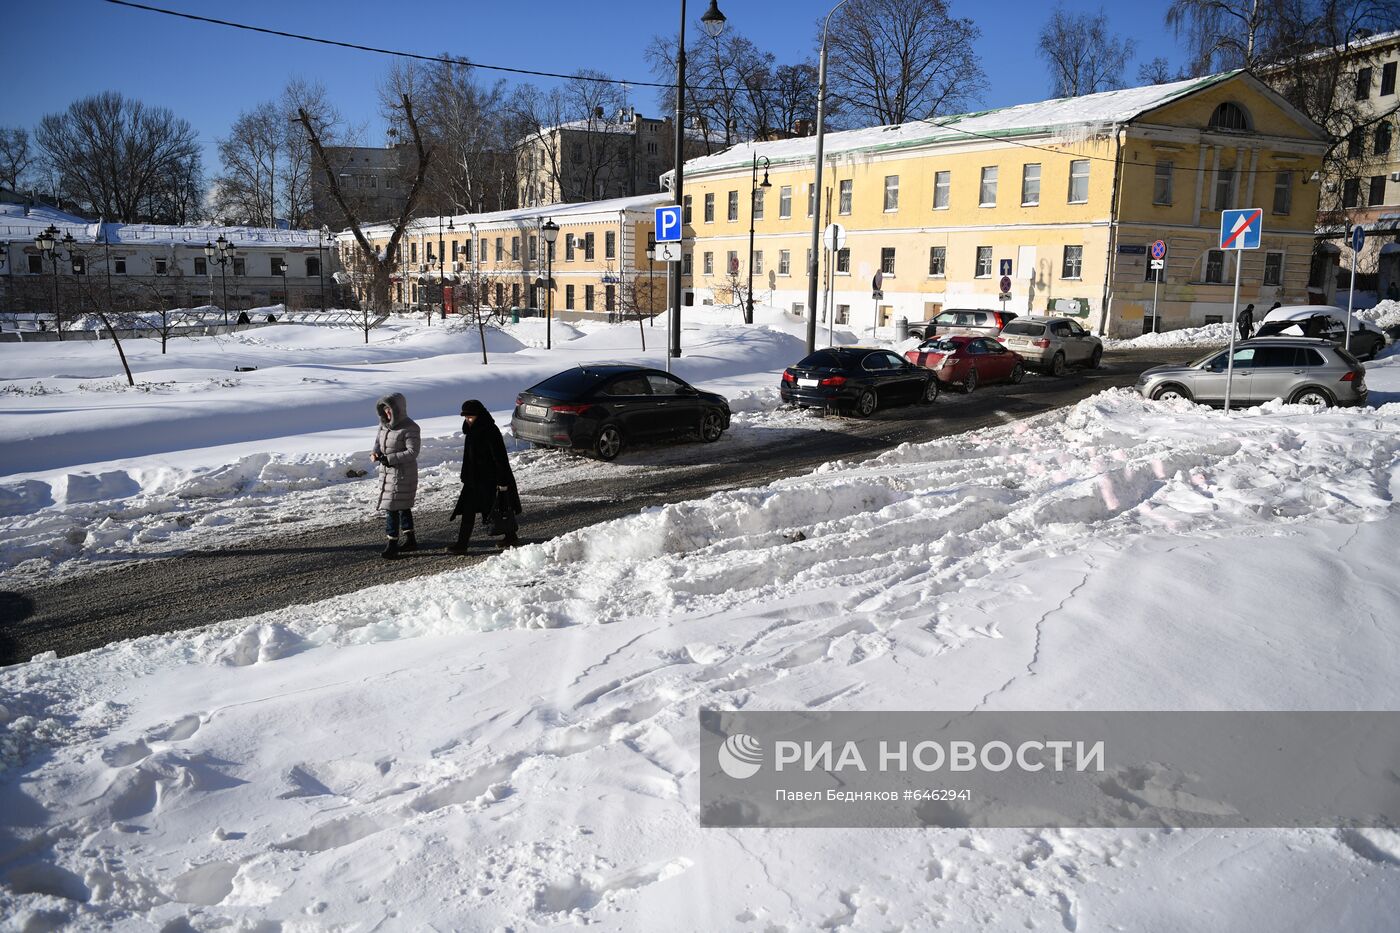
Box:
746, 155, 771, 325
0, 243, 8, 313
805, 0, 851, 355
35, 225, 63, 340
541, 218, 559, 350
204, 235, 233, 326
319, 225, 330, 310
645, 235, 656, 327
668, 0, 727, 359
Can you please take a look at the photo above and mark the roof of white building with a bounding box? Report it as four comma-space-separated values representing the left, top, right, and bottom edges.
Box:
0, 202, 323, 248
679, 70, 1312, 176
352, 192, 671, 241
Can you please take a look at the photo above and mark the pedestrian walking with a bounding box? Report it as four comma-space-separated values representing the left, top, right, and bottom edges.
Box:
372, 392, 421, 559
448, 400, 521, 554
1238, 303, 1255, 341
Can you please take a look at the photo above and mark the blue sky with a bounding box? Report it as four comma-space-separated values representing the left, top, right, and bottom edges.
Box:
7, 0, 1182, 172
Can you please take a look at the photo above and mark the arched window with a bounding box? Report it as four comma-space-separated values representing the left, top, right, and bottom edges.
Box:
1209, 102, 1251, 131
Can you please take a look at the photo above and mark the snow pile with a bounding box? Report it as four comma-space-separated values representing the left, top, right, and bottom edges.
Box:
2, 385, 1399, 929
1103, 321, 1234, 349
1358, 298, 1400, 333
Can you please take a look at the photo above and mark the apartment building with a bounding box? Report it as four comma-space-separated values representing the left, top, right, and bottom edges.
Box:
675, 71, 1329, 337
310, 144, 415, 229
345, 194, 668, 319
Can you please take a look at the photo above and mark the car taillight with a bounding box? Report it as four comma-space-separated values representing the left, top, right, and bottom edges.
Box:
1340, 371, 1357, 382
1032, 338, 1051, 348
819, 375, 847, 387
515, 395, 525, 406
551, 403, 591, 415
995, 335, 1006, 342
782, 369, 796, 383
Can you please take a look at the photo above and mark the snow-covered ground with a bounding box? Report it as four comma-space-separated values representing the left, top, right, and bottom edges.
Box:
3, 344, 1400, 928
1104, 299, 1400, 350
1, 308, 819, 583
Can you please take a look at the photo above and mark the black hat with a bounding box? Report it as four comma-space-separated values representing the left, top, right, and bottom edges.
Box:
461, 399, 490, 417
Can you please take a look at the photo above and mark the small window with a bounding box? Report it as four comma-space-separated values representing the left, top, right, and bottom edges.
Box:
1067, 160, 1089, 204
605, 231, 616, 260
565, 236, 575, 261
1348, 128, 1364, 158
27, 254, 43, 274
727, 250, 738, 275
153, 258, 167, 276
605, 285, 615, 312
683, 195, 692, 224
880, 247, 896, 275
979, 166, 997, 207
1369, 175, 1387, 206
1205, 250, 1225, 284
727, 190, 739, 221
682, 252, 692, 275
1273, 171, 1292, 214
1214, 167, 1236, 211
807, 183, 816, 218
1203, 314, 1223, 326
1377, 122, 1393, 156
753, 250, 764, 275
1061, 245, 1083, 279
114, 256, 126, 275
1382, 62, 1397, 96
584, 284, 595, 311
584, 232, 595, 261
975, 246, 993, 278
835, 248, 850, 273
566, 284, 575, 309
933, 170, 950, 209
704, 192, 715, 223
1343, 178, 1361, 208
929, 246, 946, 276
194, 257, 207, 276
511, 236, 520, 261
703, 251, 714, 275
753, 188, 765, 220
883, 175, 899, 211
1263, 251, 1284, 286
835, 304, 850, 324
839, 179, 853, 215
270, 257, 285, 276
779, 249, 791, 275
1356, 66, 1373, 101
529, 235, 538, 262
494, 238, 503, 262
779, 185, 792, 218
1021, 163, 1041, 206
1154, 161, 1173, 205
1209, 102, 1250, 131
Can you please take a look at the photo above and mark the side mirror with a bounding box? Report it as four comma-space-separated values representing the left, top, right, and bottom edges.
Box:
678, 385, 698, 396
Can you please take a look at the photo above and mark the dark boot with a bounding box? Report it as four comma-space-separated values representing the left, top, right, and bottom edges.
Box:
400, 531, 418, 553
446, 523, 471, 555
499, 532, 520, 549
381, 536, 400, 559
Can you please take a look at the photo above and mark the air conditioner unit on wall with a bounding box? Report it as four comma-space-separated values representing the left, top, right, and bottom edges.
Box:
1391, 172, 1400, 182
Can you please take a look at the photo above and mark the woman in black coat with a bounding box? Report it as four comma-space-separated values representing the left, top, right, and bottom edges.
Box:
448, 399, 521, 553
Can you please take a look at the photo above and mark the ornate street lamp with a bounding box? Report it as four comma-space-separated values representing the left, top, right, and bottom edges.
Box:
205, 234, 234, 326
805, 0, 851, 354
541, 218, 559, 350
747, 155, 771, 325
645, 234, 656, 328
667, 0, 727, 361
35, 225, 63, 340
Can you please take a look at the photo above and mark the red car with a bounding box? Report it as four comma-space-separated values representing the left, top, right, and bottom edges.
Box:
904, 335, 1026, 392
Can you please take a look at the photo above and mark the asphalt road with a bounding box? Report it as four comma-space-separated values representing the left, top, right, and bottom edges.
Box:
0, 348, 1199, 664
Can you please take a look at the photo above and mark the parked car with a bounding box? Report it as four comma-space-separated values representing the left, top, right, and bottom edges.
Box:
781, 346, 940, 416
1135, 337, 1367, 408
512, 365, 730, 461
907, 308, 1017, 340
1255, 305, 1387, 361
904, 335, 1026, 392
996, 316, 1103, 374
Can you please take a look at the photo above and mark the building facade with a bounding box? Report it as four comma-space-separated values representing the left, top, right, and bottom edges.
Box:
343, 194, 667, 320
310, 144, 415, 230
674, 72, 1329, 337
0, 203, 338, 315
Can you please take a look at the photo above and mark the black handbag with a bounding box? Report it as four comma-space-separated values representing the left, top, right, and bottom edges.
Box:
487, 493, 517, 537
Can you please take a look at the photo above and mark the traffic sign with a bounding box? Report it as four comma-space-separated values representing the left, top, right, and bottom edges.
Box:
655, 205, 683, 243
1220, 208, 1263, 250
1351, 224, 1365, 252
1150, 239, 1167, 260
999, 259, 1013, 276
999, 275, 1012, 293
656, 241, 682, 262
1150, 259, 1165, 270
823, 223, 847, 253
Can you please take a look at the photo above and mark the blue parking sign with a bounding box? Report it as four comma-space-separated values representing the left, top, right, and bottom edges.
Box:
655, 205, 683, 243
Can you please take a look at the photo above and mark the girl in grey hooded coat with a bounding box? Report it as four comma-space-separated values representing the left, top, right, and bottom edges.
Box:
372, 392, 421, 558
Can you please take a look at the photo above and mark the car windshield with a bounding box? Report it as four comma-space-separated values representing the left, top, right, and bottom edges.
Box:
918, 339, 960, 353
529, 368, 610, 399
1001, 321, 1046, 337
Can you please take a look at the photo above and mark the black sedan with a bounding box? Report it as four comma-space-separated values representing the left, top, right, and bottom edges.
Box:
781, 347, 939, 416
512, 365, 730, 461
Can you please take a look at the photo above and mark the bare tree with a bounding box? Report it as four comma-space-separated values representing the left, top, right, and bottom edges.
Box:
36, 92, 201, 223
508, 72, 633, 205
298, 94, 432, 339
0, 127, 35, 191
1137, 57, 1183, 85
212, 102, 283, 226
822, 0, 984, 126
280, 80, 340, 228
1038, 8, 1137, 98
65, 265, 136, 386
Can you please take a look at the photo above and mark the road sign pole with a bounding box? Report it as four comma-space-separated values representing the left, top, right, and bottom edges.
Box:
1152, 268, 1160, 334
1224, 249, 1243, 414
1346, 244, 1357, 354
665, 261, 673, 373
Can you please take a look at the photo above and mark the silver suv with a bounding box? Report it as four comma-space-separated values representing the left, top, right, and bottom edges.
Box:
908, 308, 1015, 340
1136, 338, 1368, 408
997, 316, 1103, 375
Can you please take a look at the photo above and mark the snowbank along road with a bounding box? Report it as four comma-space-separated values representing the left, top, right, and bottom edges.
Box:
1, 348, 1197, 662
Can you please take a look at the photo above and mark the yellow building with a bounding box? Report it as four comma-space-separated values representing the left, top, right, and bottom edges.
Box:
343, 194, 668, 320
677, 71, 1330, 337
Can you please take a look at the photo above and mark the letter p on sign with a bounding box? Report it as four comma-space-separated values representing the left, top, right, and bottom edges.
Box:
655, 205, 683, 243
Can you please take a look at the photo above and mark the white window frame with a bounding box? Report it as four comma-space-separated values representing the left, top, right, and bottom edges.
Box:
883, 175, 899, 212
779, 185, 792, 219
1067, 160, 1090, 204
979, 166, 997, 207
933, 171, 950, 210
1021, 163, 1041, 206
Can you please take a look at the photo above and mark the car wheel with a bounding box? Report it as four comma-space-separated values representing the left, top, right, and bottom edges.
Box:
1151, 383, 1192, 402
594, 424, 623, 460
1089, 346, 1103, 369
699, 409, 724, 442
1010, 362, 1025, 384
1050, 352, 1067, 377
964, 368, 978, 393
919, 377, 940, 404
1290, 386, 1334, 407
852, 388, 878, 417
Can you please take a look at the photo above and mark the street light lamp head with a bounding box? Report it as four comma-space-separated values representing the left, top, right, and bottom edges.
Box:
61, 232, 76, 246
699, 0, 727, 37
35, 226, 56, 254
540, 218, 560, 244
760, 170, 771, 188
204, 241, 216, 258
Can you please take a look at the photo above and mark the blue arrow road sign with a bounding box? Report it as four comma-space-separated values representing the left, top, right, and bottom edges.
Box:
1220, 208, 1263, 250
1351, 224, 1365, 252
655, 205, 683, 243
